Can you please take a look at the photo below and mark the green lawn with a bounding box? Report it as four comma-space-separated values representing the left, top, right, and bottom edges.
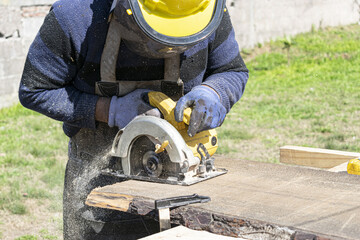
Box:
218, 24, 360, 162
0, 105, 67, 239
0, 24, 360, 238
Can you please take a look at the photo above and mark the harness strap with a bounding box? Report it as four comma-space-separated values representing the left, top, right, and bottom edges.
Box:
97, 7, 184, 100
100, 15, 121, 83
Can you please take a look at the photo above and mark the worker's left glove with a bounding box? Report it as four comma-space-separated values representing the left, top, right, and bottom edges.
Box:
175, 85, 227, 137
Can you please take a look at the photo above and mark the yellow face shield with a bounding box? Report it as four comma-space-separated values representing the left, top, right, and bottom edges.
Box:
114, 0, 225, 58
138, 0, 216, 37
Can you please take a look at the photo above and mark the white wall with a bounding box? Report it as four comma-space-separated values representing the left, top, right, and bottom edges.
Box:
228, 0, 359, 48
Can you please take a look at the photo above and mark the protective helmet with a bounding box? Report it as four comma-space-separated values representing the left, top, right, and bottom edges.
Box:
113, 0, 226, 58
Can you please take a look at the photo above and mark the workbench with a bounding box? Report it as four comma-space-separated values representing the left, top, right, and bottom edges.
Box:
86, 157, 360, 239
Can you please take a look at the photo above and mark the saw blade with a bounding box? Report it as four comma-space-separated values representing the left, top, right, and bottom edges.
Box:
129, 135, 165, 177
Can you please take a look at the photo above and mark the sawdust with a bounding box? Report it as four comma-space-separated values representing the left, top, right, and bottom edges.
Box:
0, 199, 63, 240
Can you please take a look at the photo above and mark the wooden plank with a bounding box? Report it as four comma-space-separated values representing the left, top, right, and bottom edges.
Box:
86, 191, 133, 212
86, 157, 360, 239
280, 145, 360, 168
328, 162, 349, 173
139, 226, 243, 240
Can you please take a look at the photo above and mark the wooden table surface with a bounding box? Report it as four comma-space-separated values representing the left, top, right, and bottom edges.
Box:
86, 157, 360, 239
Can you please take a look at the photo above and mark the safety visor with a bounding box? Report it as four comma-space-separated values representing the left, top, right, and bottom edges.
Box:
127, 0, 226, 46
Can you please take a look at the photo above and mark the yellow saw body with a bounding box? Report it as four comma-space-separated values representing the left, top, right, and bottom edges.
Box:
148, 91, 218, 159
107, 91, 227, 186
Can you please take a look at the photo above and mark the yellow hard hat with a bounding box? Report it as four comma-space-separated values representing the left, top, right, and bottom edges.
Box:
139, 0, 216, 37
113, 0, 225, 58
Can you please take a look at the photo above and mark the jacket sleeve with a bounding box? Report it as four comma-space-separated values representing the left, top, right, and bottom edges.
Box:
18, 6, 99, 130
202, 10, 249, 112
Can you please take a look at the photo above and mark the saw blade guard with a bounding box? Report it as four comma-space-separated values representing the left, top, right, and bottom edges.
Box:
111, 116, 199, 177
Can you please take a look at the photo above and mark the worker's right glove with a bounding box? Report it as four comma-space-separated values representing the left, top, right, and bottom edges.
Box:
108, 89, 161, 129
174, 85, 227, 137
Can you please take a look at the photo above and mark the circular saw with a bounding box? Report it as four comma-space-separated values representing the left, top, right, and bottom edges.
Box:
104, 91, 227, 185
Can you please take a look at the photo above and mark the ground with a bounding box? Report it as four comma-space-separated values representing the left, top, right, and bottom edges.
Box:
0, 200, 62, 240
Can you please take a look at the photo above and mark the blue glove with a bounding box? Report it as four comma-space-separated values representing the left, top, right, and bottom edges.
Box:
175, 85, 227, 137
108, 89, 161, 128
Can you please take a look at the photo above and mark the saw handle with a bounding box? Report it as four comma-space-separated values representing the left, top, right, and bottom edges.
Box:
148, 91, 191, 126
148, 91, 219, 158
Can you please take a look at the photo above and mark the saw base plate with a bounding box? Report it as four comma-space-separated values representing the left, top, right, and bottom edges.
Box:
102, 168, 228, 186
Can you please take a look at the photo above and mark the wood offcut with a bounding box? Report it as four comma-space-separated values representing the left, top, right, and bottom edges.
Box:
86, 191, 134, 212
280, 145, 360, 168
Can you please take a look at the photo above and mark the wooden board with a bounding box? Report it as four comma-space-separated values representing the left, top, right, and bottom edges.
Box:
139, 226, 243, 240
280, 145, 360, 168
328, 162, 349, 173
86, 157, 360, 239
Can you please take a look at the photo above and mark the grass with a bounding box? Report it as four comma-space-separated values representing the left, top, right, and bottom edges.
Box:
0, 105, 67, 238
217, 24, 360, 162
0, 24, 360, 238
0, 105, 67, 214
14, 230, 58, 240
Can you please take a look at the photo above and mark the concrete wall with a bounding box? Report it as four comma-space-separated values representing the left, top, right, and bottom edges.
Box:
0, 0, 54, 108
228, 0, 359, 48
0, 0, 359, 108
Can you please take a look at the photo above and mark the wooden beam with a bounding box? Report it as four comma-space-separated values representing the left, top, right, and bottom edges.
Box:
328, 162, 349, 172
86, 191, 134, 212
280, 145, 360, 169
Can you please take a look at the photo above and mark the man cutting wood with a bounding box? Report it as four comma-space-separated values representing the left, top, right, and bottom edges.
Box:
18, 0, 248, 238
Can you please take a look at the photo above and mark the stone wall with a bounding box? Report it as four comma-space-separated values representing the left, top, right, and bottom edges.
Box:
0, 0, 359, 108
0, 0, 53, 108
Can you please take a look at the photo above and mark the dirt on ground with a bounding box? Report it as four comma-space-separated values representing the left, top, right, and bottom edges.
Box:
0, 199, 63, 240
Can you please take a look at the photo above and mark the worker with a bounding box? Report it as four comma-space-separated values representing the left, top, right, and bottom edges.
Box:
19, 0, 249, 239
